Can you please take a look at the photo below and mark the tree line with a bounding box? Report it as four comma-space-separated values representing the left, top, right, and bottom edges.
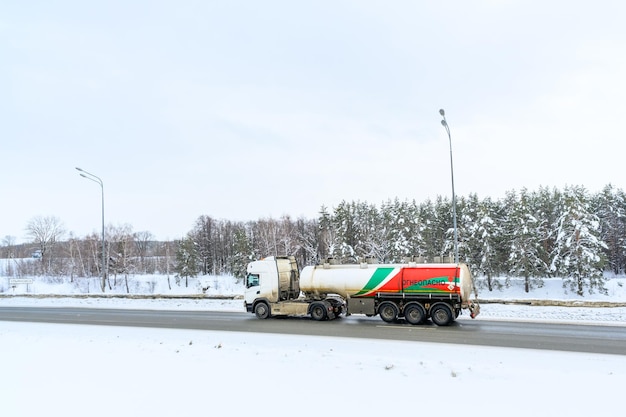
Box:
2, 184, 625, 296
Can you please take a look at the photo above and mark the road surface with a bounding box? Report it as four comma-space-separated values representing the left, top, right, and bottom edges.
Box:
1, 306, 624, 355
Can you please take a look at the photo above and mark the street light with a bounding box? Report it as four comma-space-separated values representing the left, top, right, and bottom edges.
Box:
76, 167, 107, 291
439, 109, 459, 264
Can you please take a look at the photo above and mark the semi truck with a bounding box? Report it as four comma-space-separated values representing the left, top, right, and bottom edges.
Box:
244, 256, 480, 326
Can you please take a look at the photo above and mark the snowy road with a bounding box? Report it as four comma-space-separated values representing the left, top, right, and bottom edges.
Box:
2, 305, 625, 355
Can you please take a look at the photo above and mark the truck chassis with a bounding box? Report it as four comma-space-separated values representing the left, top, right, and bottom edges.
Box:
247, 293, 469, 326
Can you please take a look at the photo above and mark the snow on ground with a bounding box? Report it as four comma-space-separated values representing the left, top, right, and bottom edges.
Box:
2, 320, 624, 417
1, 274, 626, 416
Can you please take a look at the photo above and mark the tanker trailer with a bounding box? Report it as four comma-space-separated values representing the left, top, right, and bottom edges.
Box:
244, 256, 480, 326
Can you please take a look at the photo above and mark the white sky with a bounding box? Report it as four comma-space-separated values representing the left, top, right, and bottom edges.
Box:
2, 1, 625, 243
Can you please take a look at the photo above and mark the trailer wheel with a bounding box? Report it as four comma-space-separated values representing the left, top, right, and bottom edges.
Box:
378, 302, 399, 323
404, 303, 426, 325
254, 302, 270, 319
310, 303, 327, 321
430, 303, 453, 326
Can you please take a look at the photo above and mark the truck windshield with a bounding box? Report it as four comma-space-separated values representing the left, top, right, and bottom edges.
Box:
246, 273, 259, 288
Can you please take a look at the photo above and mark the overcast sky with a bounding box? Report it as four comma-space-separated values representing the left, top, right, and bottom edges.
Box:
2, 1, 625, 243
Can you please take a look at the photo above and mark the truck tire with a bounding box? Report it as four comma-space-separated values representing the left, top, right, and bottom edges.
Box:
378, 301, 399, 323
404, 302, 426, 325
310, 302, 327, 321
430, 303, 453, 326
254, 302, 270, 319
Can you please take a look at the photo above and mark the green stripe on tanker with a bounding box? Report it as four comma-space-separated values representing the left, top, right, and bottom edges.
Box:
353, 267, 396, 296
403, 276, 460, 293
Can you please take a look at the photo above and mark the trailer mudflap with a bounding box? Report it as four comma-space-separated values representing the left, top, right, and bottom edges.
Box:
469, 300, 480, 318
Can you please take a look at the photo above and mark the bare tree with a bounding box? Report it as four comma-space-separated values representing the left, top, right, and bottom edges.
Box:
109, 224, 136, 292
25, 216, 66, 275
163, 240, 173, 290
66, 232, 81, 282
2, 235, 16, 257
134, 230, 153, 274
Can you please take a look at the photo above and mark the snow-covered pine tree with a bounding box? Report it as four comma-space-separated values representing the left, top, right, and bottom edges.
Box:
331, 201, 358, 262
357, 200, 391, 262
594, 184, 626, 274
380, 199, 405, 262
504, 188, 548, 292
533, 186, 561, 276
432, 196, 456, 261
174, 237, 199, 286
550, 185, 608, 296
454, 195, 468, 262
459, 194, 479, 266
466, 195, 502, 291
317, 206, 337, 261
405, 199, 428, 261
418, 199, 438, 262
351, 201, 385, 261
380, 198, 424, 262
229, 225, 253, 279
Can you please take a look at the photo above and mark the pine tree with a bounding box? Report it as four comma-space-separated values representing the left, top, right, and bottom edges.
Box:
551, 185, 608, 296
229, 224, 252, 279
317, 206, 337, 261
175, 237, 199, 286
332, 201, 358, 262
404, 199, 428, 261
382, 198, 426, 262
453, 194, 473, 264
358, 201, 392, 262
505, 188, 548, 292
533, 186, 561, 276
423, 196, 454, 261
417, 199, 435, 262
466, 195, 502, 291
594, 184, 626, 274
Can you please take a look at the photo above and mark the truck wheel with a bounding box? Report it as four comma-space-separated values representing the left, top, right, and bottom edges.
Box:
254, 302, 270, 319
310, 303, 327, 321
404, 303, 426, 325
430, 303, 453, 326
378, 302, 399, 323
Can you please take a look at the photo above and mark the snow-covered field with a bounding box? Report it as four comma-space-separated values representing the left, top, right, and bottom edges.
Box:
1, 274, 625, 417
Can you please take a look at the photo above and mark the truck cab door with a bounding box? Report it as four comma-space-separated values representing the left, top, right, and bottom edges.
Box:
244, 273, 260, 305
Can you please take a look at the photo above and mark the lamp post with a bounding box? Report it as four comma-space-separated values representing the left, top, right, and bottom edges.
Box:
76, 167, 107, 291
439, 109, 459, 264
